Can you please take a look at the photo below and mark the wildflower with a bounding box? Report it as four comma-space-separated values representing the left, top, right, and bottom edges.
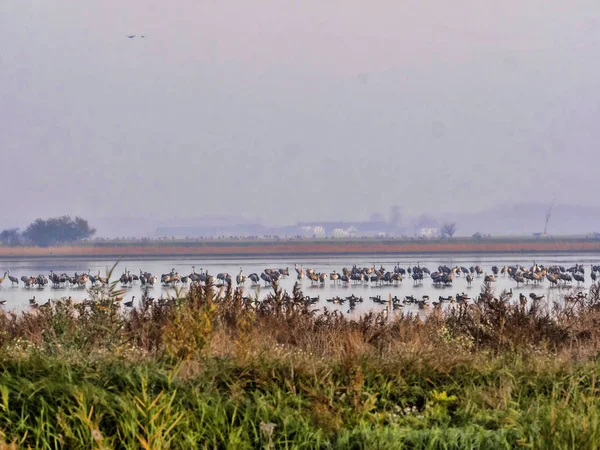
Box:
91, 428, 103, 443
259, 421, 276, 438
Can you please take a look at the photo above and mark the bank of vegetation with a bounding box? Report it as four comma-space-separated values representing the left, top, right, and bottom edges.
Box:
0, 216, 95, 247
1, 276, 600, 448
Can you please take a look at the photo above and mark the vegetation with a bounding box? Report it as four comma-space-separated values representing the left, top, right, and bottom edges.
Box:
2, 277, 600, 448
0, 229, 20, 246
1, 216, 96, 247
442, 222, 458, 238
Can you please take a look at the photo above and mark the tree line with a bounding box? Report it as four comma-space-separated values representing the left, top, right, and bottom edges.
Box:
0, 216, 96, 247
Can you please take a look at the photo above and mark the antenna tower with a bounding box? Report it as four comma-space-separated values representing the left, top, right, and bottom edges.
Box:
544, 198, 556, 235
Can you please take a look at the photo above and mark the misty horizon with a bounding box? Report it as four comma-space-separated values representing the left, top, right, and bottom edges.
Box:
2, 0, 600, 230
2, 201, 598, 238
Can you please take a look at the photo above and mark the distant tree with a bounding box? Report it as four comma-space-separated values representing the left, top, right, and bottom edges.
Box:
0, 228, 21, 246
472, 232, 483, 240
23, 216, 96, 247
441, 222, 458, 239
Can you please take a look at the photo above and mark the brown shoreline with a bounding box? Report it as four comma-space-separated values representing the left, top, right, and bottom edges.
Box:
1, 239, 600, 259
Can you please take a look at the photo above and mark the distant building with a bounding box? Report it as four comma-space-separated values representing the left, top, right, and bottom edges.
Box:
297, 221, 397, 237
312, 226, 326, 238
418, 227, 440, 238
332, 227, 356, 238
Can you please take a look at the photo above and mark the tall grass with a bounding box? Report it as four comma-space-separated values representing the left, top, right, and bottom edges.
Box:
2, 276, 600, 448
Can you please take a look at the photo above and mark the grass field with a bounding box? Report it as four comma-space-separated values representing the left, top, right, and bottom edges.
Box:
2, 236, 600, 258
2, 274, 600, 448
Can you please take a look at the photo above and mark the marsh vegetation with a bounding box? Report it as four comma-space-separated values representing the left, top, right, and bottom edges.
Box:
2, 271, 600, 448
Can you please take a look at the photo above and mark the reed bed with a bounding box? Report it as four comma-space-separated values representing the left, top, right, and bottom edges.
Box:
2, 272, 600, 449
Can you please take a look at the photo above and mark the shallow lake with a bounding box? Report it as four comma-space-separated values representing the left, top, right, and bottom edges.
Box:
0, 252, 598, 315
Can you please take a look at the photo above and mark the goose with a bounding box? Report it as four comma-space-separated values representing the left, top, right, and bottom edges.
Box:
456, 293, 470, 303
124, 296, 135, 308
0, 272, 6, 285
0, 299, 6, 306
529, 293, 545, 301
40, 299, 52, 308
417, 299, 430, 309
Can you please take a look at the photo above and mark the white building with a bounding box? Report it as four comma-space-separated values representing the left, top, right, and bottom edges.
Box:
299, 225, 326, 238
418, 227, 440, 238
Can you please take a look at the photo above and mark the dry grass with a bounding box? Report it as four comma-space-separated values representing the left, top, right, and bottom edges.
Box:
2, 278, 600, 447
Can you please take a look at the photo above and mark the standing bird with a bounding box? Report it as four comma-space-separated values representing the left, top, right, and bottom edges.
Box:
7, 271, 19, 286
0, 272, 6, 285
236, 268, 247, 286
97, 271, 108, 285
295, 264, 304, 280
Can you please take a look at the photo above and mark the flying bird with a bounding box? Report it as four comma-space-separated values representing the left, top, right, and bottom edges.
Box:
127, 35, 136, 39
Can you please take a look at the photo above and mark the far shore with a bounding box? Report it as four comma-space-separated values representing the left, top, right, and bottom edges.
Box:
1, 238, 600, 259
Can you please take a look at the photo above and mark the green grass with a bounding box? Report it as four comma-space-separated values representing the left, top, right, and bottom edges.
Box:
2, 279, 600, 448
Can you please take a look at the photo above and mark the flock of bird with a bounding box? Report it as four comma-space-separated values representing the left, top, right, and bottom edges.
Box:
0, 262, 596, 289
289, 262, 595, 288
0, 261, 598, 311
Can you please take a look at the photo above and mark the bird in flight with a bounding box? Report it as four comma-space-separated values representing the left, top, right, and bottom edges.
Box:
127, 35, 136, 38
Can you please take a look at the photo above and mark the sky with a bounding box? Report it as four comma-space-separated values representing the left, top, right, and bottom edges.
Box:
1, 0, 600, 233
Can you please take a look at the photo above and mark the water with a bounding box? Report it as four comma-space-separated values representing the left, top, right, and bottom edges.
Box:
0, 252, 598, 315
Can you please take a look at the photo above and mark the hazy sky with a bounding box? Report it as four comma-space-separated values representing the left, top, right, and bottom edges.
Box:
2, 0, 600, 230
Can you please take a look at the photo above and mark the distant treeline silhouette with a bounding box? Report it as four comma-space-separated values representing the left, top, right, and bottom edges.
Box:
0, 216, 96, 247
